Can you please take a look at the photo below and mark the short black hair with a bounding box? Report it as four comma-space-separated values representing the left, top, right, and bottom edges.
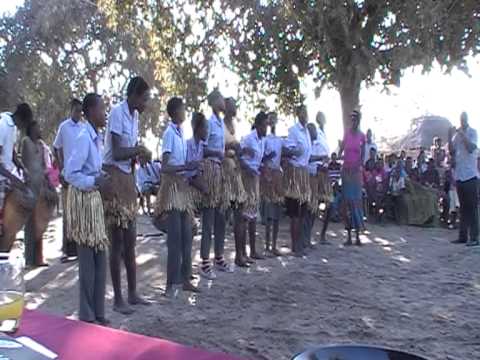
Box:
70, 98, 82, 110
26, 121, 39, 138
191, 112, 206, 133
126, 76, 149, 98
82, 93, 101, 118
254, 111, 268, 127
167, 97, 184, 119
13, 103, 33, 124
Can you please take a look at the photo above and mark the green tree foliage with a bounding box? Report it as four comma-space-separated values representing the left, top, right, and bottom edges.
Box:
0, 0, 215, 141
201, 0, 480, 130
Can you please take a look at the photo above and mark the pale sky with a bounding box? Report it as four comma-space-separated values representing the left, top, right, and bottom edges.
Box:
2, 0, 479, 153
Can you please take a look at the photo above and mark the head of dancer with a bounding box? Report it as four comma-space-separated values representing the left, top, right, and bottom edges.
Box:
126, 76, 150, 114
296, 105, 308, 127
254, 111, 268, 138
224, 97, 237, 119
331, 152, 338, 163
208, 89, 226, 116
267, 111, 278, 134
26, 121, 41, 142
12, 103, 33, 131
351, 110, 361, 131
460, 111, 469, 130
70, 98, 83, 123
192, 112, 208, 142
167, 97, 186, 126
307, 123, 318, 142
316, 111, 326, 131
83, 93, 106, 131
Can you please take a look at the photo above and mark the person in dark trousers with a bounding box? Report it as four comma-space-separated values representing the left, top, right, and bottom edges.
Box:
449, 112, 479, 247
155, 97, 199, 296
53, 99, 84, 262
65, 93, 111, 325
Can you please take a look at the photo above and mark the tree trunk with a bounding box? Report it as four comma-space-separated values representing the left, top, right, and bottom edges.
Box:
339, 81, 361, 134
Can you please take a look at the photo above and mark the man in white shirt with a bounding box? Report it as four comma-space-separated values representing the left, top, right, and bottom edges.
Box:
449, 112, 479, 246
53, 98, 83, 261
364, 129, 377, 164
0, 103, 32, 237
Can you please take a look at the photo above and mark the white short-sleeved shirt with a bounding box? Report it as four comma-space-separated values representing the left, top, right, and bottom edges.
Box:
0, 112, 18, 177
103, 100, 139, 173
53, 118, 85, 169
453, 126, 478, 182
264, 134, 284, 170
162, 122, 187, 167
309, 136, 330, 175
205, 113, 225, 162
287, 122, 312, 168
240, 130, 265, 175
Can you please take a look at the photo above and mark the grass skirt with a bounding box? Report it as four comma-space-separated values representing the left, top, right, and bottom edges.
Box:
66, 187, 109, 251
102, 165, 138, 229
201, 159, 223, 209
283, 164, 310, 205
341, 168, 364, 230
241, 169, 260, 220
221, 157, 246, 210
260, 167, 284, 205
154, 174, 195, 217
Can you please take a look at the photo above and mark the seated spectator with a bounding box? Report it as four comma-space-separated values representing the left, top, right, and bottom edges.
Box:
417, 149, 428, 174
421, 158, 440, 189
328, 152, 342, 184
405, 156, 419, 182
365, 158, 388, 220
365, 147, 377, 173
432, 137, 446, 168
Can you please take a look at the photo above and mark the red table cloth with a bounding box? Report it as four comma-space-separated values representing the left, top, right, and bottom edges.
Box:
16, 310, 245, 360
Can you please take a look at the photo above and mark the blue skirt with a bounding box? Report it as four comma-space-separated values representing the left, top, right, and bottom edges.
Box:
342, 169, 364, 230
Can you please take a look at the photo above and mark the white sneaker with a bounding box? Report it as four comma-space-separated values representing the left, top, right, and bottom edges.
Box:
199, 265, 217, 280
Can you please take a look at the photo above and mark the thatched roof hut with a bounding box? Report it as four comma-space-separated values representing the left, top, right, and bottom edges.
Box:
388, 115, 452, 152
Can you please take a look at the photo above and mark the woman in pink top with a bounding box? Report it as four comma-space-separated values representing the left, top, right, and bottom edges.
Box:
339, 110, 366, 245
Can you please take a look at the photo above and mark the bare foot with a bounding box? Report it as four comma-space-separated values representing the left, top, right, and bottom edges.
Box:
113, 302, 134, 315
128, 294, 151, 306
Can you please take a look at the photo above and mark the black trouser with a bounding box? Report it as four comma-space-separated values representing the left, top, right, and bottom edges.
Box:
457, 177, 479, 242
166, 210, 193, 286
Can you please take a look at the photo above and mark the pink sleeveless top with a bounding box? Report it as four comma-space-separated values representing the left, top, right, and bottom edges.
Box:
343, 129, 365, 169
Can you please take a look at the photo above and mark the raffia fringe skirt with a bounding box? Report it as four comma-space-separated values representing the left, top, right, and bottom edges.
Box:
221, 157, 246, 210
260, 167, 284, 205
154, 174, 195, 217
283, 165, 310, 205
102, 165, 138, 229
241, 169, 260, 220
308, 171, 333, 215
66, 187, 109, 251
201, 159, 223, 209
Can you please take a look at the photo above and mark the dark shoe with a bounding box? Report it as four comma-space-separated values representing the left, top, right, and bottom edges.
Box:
60, 255, 77, 264
451, 239, 467, 244
235, 258, 250, 268
96, 317, 111, 326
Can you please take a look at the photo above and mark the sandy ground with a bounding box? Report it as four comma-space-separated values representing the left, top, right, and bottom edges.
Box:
23, 214, 480, 360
